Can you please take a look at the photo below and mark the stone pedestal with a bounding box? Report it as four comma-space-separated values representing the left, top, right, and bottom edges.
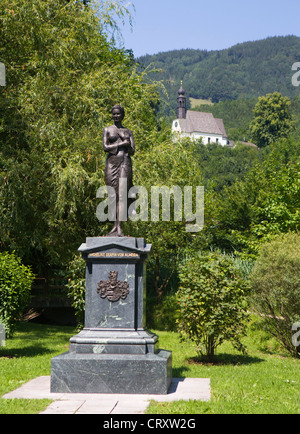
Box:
51, 237, 172, 394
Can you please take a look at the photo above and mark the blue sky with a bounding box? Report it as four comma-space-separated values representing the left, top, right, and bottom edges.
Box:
117, 0, 300, 57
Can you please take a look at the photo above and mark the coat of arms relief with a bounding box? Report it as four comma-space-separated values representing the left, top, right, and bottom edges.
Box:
97, 271, 130, 302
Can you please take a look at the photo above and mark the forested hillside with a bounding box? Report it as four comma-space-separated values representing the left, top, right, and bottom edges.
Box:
138, 36, 300, 116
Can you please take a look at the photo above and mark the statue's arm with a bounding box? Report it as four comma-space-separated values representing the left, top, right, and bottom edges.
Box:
128, 130, 135, 156
103, 127, 118, 154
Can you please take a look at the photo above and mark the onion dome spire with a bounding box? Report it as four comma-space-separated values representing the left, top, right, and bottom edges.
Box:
177, 80, 186, 119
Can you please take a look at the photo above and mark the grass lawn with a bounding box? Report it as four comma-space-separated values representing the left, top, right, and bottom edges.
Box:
189, 97, 214, 108
0, 320, 299, 414
0, 322, 75, 414
147, 323, 300, 414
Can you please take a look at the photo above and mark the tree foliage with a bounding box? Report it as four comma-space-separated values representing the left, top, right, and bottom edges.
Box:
249, 233, 300, 357
249, 92, 295, 147
65, 253, 86, 329
205, 139, 300, 254
195, 142, 262, 192
0, 252, 35, 338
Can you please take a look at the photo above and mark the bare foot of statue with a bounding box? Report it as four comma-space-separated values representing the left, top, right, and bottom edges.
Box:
116, 226, 124, 237
106, 223, 124, 237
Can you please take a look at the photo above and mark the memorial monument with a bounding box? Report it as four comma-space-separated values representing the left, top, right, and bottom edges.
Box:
51, 106, 172, 394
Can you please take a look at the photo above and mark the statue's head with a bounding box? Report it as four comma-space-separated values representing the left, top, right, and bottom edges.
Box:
112, 104, 125, 121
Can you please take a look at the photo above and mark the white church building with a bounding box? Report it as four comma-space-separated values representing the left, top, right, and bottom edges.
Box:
172, 83, 229, 146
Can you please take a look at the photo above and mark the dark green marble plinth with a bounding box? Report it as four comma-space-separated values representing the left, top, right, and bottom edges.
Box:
50, 237, 172, 394
51, 350, 172, 394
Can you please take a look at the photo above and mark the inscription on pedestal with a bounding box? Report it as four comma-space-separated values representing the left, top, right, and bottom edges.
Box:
89, 252, 140, 259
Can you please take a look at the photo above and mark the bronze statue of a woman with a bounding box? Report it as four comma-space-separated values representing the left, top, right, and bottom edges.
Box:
103, 105, 135, 237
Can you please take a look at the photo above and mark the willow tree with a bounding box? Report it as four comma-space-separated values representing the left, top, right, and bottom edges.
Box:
0, 0, 160, 273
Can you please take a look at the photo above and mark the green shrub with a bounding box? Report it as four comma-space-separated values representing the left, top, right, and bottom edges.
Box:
0, 252, 35, 337
249, 232, 300, 357
65, 254, 86, 329
146, 292, 179, 331
176, 252, 250, 362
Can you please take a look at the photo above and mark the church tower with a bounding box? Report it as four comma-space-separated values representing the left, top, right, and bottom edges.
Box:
177, 81, 186, 119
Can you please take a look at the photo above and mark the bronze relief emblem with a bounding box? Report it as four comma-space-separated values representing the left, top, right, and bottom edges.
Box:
97, 271, 129, 302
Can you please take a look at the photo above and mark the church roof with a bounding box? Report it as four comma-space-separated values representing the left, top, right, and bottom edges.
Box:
178, 111, 227, 137
215, 117, 227, 137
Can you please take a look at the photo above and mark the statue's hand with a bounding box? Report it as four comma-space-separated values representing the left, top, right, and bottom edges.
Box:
120, 138, 130, 147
